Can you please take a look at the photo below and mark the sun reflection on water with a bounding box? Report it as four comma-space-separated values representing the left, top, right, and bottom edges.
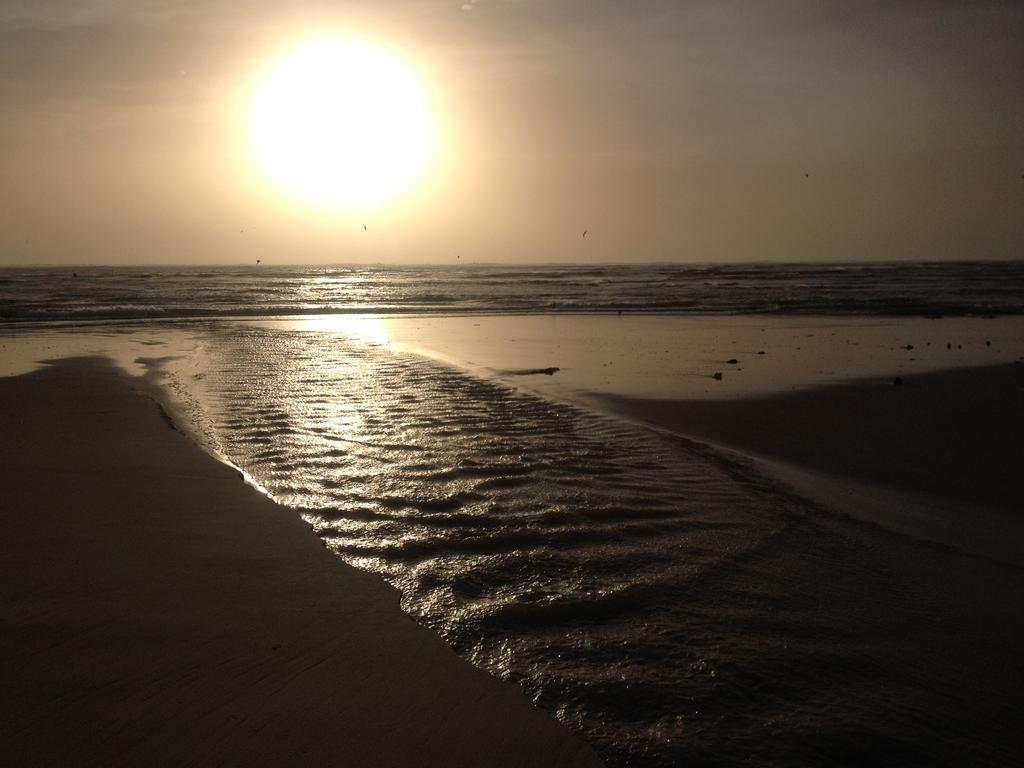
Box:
290, 314, 394, 347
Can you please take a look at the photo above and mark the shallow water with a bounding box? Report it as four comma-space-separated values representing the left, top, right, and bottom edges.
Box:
163, 324, 1024, 767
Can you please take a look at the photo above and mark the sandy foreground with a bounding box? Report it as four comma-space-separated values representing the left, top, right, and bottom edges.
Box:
594, 362, 1024, 510
587, 362, 1024, 568
0, 358, 602, 767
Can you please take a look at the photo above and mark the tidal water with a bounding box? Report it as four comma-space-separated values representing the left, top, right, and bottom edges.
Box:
3, 261, 1024, 322
157, 322, 1023, 768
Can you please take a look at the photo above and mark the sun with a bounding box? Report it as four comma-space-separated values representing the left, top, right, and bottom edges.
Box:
250, 39, 434, 210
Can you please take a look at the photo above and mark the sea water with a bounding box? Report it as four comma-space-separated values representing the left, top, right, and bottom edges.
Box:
3, 261, 1024, 323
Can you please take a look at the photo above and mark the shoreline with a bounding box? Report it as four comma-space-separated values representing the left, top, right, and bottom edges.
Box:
5, 318, 1020, 564
7, 312, 1024, 396
589, 362, 1024, 511
4, 328, 1024, 765
0, 357, 601, 767
584, 362, 1024, 567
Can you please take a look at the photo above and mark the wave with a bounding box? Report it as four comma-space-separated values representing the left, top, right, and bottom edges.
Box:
2, 261, 1023, 323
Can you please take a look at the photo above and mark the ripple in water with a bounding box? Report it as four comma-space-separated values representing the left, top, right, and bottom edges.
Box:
181, 326, 1024, 768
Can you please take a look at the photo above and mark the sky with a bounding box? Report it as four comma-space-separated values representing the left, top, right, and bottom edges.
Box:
0, 0, 1022, 265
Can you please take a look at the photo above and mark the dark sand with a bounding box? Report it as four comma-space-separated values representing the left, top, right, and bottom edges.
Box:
0, 358, 601, 767
596, 363, 1024, 511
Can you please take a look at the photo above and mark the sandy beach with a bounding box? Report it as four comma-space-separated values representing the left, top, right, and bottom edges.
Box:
3, 313, 1024, 766
595, 362, 1024, 511
0, 357, 601, 767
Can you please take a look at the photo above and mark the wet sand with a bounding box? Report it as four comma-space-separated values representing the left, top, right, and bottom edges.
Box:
595, 362, 1024, 511
0, 358, 601, 767
365, 314, 1024, 399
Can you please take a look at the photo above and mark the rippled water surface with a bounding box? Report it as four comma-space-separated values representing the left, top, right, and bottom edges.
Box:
3, 261, 1024, 322
167, 324, 1024, 767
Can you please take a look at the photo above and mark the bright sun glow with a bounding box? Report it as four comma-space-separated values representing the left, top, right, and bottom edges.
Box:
251, 39, 434, 210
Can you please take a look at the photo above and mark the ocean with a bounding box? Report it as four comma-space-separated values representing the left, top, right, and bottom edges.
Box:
2, 261, 1024, 322
2, 262, 1023, 766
